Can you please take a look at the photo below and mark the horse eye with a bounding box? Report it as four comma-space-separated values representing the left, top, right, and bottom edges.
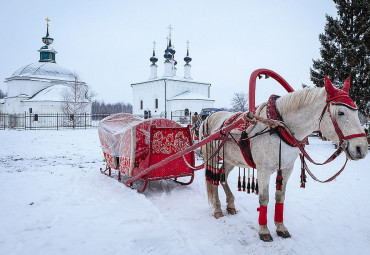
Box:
338, 111, 345, 116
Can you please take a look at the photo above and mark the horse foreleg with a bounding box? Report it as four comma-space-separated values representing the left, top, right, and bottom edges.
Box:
257, 169, 273, 242
222, 163, 236, 215
274, 166, 293, 238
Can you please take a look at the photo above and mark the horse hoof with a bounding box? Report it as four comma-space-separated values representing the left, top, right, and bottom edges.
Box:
277, 231, 291, 238
259, 234, 273, 242
226, 207, 237, 215
213, 212, 224, 219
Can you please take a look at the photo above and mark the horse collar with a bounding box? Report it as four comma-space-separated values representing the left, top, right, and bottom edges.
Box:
266, 95, 283, 121
266, 95, 307, 147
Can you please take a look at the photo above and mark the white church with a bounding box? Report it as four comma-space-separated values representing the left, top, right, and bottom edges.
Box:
0, 19, 91, 117
131, 27, 214, 119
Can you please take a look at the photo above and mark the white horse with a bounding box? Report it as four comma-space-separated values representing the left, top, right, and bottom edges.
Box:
199, 77, 368, 241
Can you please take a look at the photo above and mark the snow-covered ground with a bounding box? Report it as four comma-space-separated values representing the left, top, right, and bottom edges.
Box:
0, 129, 369, 255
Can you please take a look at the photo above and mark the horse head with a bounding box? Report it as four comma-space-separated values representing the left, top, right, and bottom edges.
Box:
319, 76, 368, 160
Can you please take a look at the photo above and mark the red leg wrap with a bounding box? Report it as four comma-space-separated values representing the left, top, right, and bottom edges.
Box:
274, 203, 284, 223
257, 205, 267, 225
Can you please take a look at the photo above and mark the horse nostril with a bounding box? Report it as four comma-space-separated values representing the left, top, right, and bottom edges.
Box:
356, 146, 363, 157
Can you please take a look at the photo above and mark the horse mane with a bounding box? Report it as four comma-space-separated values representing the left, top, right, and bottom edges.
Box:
277, 87, 326, 114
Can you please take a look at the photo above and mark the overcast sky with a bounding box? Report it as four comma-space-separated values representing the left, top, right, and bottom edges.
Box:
0, 0, 337, 108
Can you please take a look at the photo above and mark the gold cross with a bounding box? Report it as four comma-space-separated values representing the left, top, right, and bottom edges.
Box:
45, 17, 50, 27
186, 40, 190, 50
167, 25, 173, 38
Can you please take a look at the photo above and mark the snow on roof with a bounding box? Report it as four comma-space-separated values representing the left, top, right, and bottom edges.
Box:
25, 84, 67, 102
8, 62, 75, 82
168, 90, 214, 101
132, 76, 211, 86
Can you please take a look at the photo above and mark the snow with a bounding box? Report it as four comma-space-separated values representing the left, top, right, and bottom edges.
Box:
168, 90, 214, 101
9, 62, 75, 81
0, 129, 369, 255
25, 84, 67, 102
140, 75, 210, 86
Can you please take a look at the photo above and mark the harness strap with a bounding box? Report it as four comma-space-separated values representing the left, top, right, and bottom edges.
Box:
343, 133, 366, 140
300, 154, 348, 183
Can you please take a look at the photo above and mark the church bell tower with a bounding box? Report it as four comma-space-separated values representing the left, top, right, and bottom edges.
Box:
39, 17, 57, 63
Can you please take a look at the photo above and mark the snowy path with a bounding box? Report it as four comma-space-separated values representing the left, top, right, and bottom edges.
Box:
0, 129, 369, 255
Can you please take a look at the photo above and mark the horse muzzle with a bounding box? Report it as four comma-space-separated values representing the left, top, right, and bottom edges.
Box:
345, 141, 368, 160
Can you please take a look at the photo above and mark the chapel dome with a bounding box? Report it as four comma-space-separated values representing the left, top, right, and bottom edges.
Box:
9, 62, 75, 82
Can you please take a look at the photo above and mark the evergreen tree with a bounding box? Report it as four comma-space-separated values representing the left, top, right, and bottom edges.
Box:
310, 0, 369, 115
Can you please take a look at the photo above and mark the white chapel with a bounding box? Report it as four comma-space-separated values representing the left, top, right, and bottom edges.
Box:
0, 18, 91, 115
131, 27, 214, 119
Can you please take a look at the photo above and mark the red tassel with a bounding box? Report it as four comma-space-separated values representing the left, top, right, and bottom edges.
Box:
220, 167, 225, 185
251, 168, 255, 193
206, 165, 211, 181
276, 169, 283, 191
300, 173, 306, 188
242, 169, 246, 192
251, 177, 255, 193
237, 168, 241, 191
300, 157, 306, 188
247, 177, 251, 193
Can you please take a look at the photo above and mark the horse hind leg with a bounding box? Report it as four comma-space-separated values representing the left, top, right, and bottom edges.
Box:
222, 162, 237, 215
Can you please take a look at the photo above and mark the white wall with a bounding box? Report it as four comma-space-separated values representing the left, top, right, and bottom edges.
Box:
132, 78, 212, 118
132, 80, 165, 117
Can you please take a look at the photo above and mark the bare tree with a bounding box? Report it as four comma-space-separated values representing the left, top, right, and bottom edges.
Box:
231, 92, 249, 112
61, 73, 94, 127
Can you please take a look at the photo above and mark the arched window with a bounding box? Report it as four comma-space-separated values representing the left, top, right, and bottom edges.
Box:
144, 110, 149, 119
184, 108, 189, 116
155, 98, 158, 109
140, 100, 143, 110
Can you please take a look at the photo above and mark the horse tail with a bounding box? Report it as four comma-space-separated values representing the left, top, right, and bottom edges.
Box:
198, 115, 209, 157
206, 174, 217, 206
198, 115, 217, 205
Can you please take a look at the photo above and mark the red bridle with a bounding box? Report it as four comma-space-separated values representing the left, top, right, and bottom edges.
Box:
319, 94, 366, 149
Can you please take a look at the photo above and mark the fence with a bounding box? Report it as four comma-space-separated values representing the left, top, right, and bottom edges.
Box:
0, 111, 197, 130
0, 113, 110, 130
170, 110, 193, 125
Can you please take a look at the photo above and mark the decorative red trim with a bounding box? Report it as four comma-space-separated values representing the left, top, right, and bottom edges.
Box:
343, 133, 366, 140
257, 205, 268, 225
326, 94, 350, 102
274, 203, 284, 223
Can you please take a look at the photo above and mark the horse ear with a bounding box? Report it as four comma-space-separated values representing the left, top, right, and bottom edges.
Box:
324, 76, 336, 97
342, 77, 350, 93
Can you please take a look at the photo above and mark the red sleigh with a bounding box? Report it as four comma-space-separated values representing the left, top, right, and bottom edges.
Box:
98, 113, 195, 192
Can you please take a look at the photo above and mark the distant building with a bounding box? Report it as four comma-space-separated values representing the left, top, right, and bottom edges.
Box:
131, 26, 214, 120
0, 18, 91, 116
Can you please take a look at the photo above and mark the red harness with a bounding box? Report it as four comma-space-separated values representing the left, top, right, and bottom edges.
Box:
266, 95, 308, 147
320, 94, 366, 147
